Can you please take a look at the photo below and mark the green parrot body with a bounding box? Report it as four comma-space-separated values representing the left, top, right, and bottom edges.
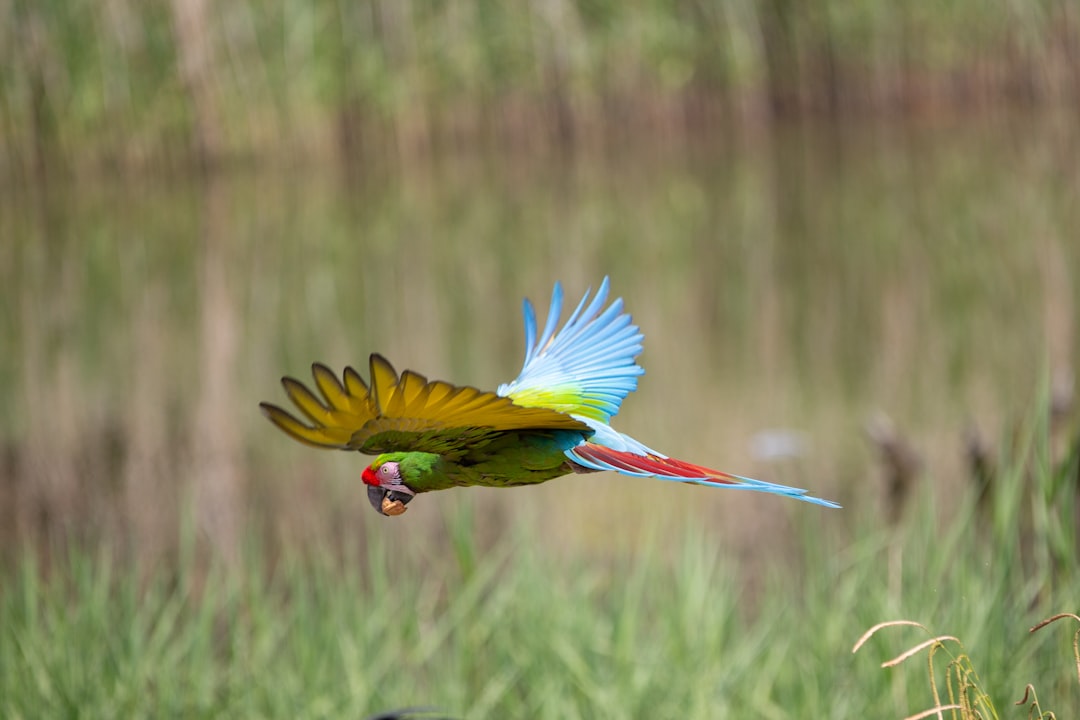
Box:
261, 278, 838, 515
373, 428, 587, 493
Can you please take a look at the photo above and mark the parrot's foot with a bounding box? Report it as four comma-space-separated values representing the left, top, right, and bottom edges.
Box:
368, 484, 416, 516
371, 483, 416, 518
381, 495, 409, 516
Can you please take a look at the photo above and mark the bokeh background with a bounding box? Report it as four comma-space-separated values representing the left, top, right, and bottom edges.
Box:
2, 1, 1079, 717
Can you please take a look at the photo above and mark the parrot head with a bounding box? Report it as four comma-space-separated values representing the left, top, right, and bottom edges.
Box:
362, 457, 417, 516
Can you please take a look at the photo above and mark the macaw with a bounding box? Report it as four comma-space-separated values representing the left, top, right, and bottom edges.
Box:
260, 278, 839, 516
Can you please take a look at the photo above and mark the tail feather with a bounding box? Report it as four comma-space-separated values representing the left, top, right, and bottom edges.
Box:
568, 442, 841, 508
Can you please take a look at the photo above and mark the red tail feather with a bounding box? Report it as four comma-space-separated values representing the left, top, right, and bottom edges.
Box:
573, 443, 740, 485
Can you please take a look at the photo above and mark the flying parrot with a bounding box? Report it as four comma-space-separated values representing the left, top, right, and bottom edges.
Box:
260, 278, 839, 516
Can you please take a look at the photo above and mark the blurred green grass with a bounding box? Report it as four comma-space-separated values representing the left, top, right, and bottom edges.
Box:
2, 401, 1077, 718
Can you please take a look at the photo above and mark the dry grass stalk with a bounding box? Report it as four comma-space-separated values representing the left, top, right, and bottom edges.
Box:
857, 613, 1080, 720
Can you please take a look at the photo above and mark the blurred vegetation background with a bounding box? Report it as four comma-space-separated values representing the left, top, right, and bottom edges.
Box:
1, 0, 1078, 174
2, 1, 1080, 717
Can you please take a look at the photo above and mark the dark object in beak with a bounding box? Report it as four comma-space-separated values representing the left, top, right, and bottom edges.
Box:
367, 485, 415, 516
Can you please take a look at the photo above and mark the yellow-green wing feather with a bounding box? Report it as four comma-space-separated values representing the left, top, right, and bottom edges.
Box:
260, 354, 590, 456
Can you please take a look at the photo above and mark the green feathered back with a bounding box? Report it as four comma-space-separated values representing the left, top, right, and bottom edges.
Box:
377, 429, 586, 492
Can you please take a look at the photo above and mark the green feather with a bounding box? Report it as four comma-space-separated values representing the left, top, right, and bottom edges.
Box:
376, 430, 587, 493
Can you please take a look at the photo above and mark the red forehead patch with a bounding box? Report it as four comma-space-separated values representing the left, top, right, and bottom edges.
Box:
361, 465, 379, 486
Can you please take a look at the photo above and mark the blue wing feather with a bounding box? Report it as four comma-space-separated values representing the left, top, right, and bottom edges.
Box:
499, 278, 645, 423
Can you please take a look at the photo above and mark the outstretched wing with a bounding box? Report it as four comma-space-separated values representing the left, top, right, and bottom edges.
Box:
497, 277, 644, 424
261, 354, 591, 457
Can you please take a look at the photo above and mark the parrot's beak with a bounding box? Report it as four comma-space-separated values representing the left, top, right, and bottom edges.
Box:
367, 484, 415, 517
